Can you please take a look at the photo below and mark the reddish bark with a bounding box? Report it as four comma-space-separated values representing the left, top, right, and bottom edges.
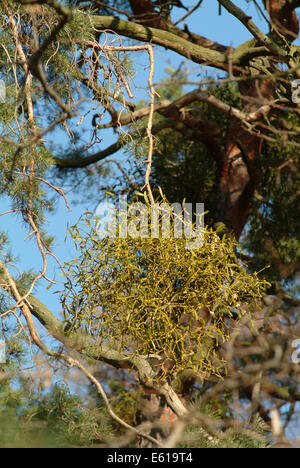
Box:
263, 0, 299, 40
216, 0, 300, 238
217, 78, 275, 239
128, 0, 164, 28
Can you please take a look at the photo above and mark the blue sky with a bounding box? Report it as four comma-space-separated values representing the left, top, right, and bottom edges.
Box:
0, 1, 282, 318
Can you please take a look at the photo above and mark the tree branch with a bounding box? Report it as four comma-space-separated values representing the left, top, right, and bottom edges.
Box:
218, 0, 288, 58
90, 15, 228, 69
128, 0, 228, 53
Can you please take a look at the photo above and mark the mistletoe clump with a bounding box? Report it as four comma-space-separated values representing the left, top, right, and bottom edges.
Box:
62, 199, 268, 383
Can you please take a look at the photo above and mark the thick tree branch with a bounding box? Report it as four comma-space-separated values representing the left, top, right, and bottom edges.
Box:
90, 13, 294, 73
94, 100, 172, 129
90, 15, 228, 69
